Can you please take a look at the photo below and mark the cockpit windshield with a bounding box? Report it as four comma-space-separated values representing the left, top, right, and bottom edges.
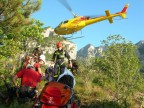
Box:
63, 20, 68, 24
58, 20, 68, 26
58, 22, 63, 26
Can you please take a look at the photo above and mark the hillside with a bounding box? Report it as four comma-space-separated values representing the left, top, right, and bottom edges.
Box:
1, 26, 144, 108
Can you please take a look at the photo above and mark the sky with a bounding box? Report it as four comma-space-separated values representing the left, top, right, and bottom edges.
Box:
31, 0, 144, 50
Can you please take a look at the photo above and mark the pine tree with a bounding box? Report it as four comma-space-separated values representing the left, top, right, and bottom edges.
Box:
0, 0, 42, 34
0, 0, 42, 80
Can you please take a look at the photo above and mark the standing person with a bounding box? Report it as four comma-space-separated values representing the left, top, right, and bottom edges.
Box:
34, 54, 46, 76
52, 41, 72, 80
23, 54, 32, 69
32, 45, 43, 62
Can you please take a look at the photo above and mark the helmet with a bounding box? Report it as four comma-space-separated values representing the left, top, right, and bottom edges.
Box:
56, 42, 62, 48
39, 54, 46, 64
26, 65, 35, 69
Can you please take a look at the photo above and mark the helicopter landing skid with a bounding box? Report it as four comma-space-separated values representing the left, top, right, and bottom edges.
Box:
64, 30, 84, 40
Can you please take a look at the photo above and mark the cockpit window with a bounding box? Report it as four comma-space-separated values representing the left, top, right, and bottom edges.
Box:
58, 20, 68, 26
58, 22, 63, 26
63, 20, 68, 24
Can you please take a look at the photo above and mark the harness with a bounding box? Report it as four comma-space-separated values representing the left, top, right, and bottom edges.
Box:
54, 50, 66, 78
54, 62, 65, 78
54, 50, 65, 62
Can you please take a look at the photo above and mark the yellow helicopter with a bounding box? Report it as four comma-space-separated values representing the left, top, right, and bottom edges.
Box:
54, 1, 129, 36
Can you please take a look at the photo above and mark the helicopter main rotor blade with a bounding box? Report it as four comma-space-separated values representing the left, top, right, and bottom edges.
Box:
58, 0, 77, 17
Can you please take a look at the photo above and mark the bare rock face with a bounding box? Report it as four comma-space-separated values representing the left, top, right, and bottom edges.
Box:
77, 44, 95, 58
41, 27, 77, 59
62, 40, 77, 60
42, 40, 77, 60
77, 44, 106, 58
42, 27, 55, 37
42, 27, 77, 59
25, 27, 77, 66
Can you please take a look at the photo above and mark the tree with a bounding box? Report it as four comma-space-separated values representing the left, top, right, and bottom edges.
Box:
20, 20, 44, 51
0, 0, 42, 80
0, 0, 42, 56
0, 0, 42, 35
95, 35, 143, 106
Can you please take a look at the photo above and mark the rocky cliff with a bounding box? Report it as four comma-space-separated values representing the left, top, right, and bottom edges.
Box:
26, 27, 77, 63
42, 27, 56, 37
42, 40, 77, 60
42, 27, 77, 60
77, 44, 107, 58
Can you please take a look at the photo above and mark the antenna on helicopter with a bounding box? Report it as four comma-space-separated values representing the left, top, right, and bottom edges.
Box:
58, 0, 78, 17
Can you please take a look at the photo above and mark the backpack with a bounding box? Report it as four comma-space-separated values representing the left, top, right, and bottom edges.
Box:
39, 82, 71, 107
45, 67, 54, 82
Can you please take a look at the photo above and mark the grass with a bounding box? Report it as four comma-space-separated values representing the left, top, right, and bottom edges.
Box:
1, 58, 144, 108
74, 66, 144, 108
0, 101, 33, 108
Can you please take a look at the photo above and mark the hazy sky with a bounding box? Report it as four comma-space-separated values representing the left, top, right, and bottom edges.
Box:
31, 0, 144, 50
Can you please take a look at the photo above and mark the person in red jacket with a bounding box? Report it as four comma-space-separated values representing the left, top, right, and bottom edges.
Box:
12, 66, 41, 99
0, 66, 42, 103
12, 66, 41, 87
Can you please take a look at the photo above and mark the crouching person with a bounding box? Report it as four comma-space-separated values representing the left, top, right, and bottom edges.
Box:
12, 66, 41, 101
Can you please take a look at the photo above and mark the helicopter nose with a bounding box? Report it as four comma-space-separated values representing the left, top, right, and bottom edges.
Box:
54, 27, 58, 34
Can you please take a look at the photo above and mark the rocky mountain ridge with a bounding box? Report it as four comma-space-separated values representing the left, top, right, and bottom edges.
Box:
77, 44, 107, 58
77, 41, 144, 58
77, 40, 144, 70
